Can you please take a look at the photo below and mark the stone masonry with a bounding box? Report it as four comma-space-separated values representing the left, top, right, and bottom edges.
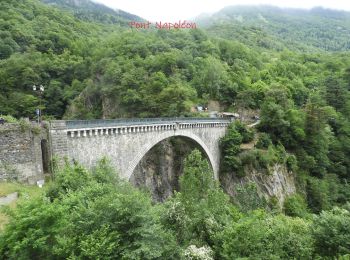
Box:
0, 123, 45, 184
49, 119, 230, 180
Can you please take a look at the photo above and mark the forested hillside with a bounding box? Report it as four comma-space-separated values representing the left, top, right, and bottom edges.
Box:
1, 0, 350, 119
42, 0, 144, 24
197, 5, 350, 52
1, 0, 350, 258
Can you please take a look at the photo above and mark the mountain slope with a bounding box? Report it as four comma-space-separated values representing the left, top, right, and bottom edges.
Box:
197, 5, 350, 52
42, 0, 143, 24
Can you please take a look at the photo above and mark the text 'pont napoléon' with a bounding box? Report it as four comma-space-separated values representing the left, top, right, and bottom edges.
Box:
129, 20, 197, 30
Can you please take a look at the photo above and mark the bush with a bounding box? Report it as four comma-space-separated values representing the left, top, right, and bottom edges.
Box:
255, 133, 272, 149
256, 150, 271, 171
183, 245, 214, 260
221, 211, 314, 259
234, 121, 254, 143
1, 115, 17, 123
0, 161, 179, 259
46, 161, 92, 200
18, 118, 31, 132
283, 194, 308, 217
286, 154, 298, 172
236, 147, 279, 176
312, 207, 350, 258
0, 198, 68, 259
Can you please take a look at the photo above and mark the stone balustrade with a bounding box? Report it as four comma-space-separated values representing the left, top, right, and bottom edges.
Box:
66, 122, 229, 138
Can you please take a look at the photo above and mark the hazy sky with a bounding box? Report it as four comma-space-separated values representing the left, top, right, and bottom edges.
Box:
93, 0, 350, 21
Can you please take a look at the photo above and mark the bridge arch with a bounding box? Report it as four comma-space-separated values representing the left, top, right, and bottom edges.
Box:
125, 131, 217, 180
49, 119, 229, 183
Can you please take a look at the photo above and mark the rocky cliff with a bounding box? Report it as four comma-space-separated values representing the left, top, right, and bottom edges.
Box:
221, 164, 296, 209
130, 137, 201, 202
130, 137, 296, 206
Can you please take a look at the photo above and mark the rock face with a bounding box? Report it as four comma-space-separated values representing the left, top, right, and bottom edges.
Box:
0, 192, 18, 206
130, 137, 201, 202
130, 137, 296, 206
221, 164, 296, 208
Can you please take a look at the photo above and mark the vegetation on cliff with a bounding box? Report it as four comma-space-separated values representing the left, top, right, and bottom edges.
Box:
1, 154, 350, 259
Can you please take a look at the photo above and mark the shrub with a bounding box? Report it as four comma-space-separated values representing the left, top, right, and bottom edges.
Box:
274, 143, 287, 164
183, 245, 214, 260
46, 161, 92, 200
255, 133, 272, 149
286, 154, 298, 172
312, 207, 350, 258
18, 118, 31, 132
222, 211, 314, 260
256, 149, 272, 171
283, 194, 308, 217
234, 121, 254, 143
2, 115, 17, 123
0, 161, 179, 259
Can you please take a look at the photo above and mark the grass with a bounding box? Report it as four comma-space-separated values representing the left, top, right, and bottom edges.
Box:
0, 182, 43, 197
0, 212, 9, 231
0, 182, 45, 231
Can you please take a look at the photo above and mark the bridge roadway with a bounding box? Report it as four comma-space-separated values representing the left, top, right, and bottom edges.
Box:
49, 118, 231, 180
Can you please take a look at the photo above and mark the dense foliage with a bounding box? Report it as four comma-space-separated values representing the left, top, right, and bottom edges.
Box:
2, 153, 350, 259
199, 5, 350, 52
0, 159, 179, 259
2, 0, 350, 121
42, 0, 143, 25
1, 1, 350, 258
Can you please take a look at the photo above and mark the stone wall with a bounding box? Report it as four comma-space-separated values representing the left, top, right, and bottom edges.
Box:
0, 123, 45, 184
49, 121, 68, 160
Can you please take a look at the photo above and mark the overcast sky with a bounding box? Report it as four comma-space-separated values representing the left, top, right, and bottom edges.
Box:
93, 0, 350, 21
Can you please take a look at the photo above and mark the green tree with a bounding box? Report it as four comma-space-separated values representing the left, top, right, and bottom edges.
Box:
222, 211, 314, 259
220, 123, 243, 172
303, 95, 332, 177
162, 149, 234, 252
312, 207, 350, 258
0, 160, 179, 259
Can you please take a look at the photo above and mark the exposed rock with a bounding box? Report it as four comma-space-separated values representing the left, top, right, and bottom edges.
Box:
0, 192, 18, 206
130, 137, 296, 207
221, 164, 296, 208
130, 137, 201, 202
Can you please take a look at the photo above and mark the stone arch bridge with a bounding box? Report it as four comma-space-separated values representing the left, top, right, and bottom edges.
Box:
49, 118, 230, 180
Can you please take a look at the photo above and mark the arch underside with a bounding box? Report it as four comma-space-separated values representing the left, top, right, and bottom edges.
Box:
125, 131, 217, 180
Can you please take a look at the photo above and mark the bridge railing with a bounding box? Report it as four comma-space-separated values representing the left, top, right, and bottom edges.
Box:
66, 117, 231, 129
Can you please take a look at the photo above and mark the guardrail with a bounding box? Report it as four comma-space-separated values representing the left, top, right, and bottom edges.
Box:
66, 117, 231, 129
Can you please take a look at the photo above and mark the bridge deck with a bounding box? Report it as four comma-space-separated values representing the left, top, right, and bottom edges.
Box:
66, 117, 231, 129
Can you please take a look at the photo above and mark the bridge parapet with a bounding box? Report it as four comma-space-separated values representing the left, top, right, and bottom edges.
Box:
65, 121, 229, 138
65, 117, 230, 129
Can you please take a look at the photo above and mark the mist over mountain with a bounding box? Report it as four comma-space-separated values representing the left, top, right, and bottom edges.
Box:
196, 5, 350, 51
42, 0, 144, 24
